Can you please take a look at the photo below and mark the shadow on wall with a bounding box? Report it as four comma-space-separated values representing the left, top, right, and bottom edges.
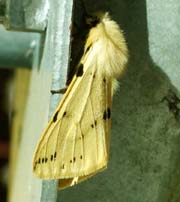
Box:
61, 1, 180, 202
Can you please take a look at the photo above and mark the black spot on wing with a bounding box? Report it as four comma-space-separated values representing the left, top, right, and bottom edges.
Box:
103, 111, 106, 120
54, 152, 57, 159
103, 108, 111, 120
50, 152, 57, 161
53, 111, 59, 122
63, 111, 67, 116
76, 63, 84, 77
73, 157, 76, 162
84, 44, 91, 54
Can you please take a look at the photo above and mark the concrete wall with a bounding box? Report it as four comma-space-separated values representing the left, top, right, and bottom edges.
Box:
61, 1, 180, 202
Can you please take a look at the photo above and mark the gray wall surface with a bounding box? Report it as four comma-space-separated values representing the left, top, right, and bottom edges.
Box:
60, 0, 180, 202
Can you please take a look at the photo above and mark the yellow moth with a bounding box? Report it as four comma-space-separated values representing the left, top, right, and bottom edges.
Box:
33, 12, 128, 189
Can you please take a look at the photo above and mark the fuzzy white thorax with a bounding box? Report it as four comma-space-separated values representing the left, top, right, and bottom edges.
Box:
85, 12, 128, 79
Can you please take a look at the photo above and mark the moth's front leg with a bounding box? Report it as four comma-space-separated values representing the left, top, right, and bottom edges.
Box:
51, 87, 67, 94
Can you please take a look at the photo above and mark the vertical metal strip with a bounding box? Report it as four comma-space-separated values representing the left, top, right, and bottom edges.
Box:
40, 0, 73, 201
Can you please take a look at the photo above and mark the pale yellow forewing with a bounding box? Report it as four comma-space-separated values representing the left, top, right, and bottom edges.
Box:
33, 60, 112, 182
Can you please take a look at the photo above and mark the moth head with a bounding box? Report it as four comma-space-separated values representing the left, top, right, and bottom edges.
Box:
86, 12, 109, 28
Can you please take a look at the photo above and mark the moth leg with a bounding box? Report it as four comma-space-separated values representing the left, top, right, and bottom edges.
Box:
70, 177, 79, 186
51, 87, 67, 94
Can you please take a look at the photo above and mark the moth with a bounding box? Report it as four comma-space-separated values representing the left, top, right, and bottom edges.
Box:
33, 12, 128, 189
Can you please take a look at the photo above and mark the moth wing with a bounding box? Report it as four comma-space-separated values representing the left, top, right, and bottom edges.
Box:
58, 166, 107, 189
58, 73, 112, 189
33, 61, 112, 179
